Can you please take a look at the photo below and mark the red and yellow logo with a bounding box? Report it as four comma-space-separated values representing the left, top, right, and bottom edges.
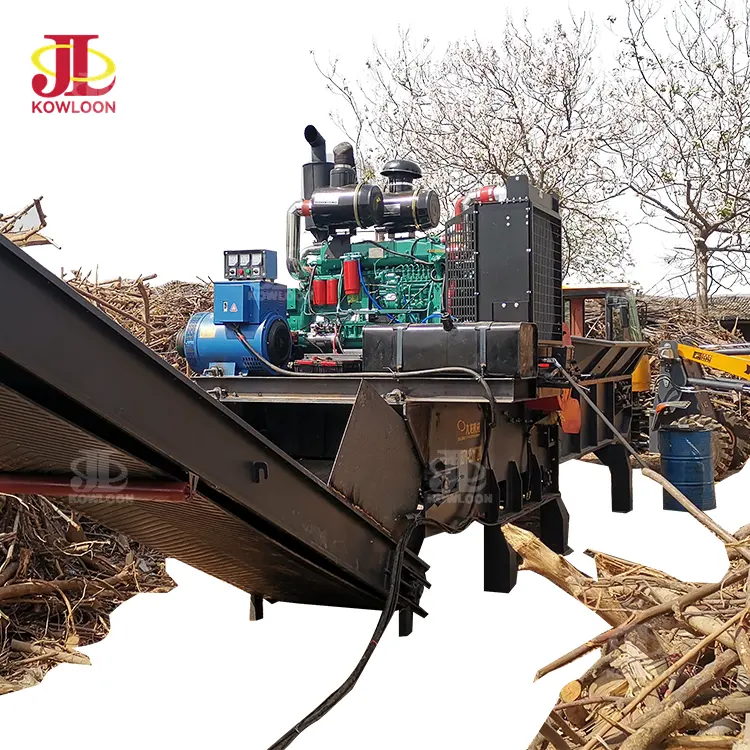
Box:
31, 35, 116, 114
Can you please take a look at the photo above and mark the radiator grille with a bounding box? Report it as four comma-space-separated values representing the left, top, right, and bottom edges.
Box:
444, 210, 477, 322
531, 207, 563, 340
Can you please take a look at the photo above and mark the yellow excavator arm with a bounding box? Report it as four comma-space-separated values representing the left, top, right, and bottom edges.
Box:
676, 344, 750, 381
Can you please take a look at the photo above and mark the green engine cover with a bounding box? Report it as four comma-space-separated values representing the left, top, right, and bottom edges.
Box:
288, 236, 445, 351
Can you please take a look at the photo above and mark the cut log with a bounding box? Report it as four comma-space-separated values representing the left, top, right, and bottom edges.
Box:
620, 701, 685, 750
648, 587, 736, 649
664, 736, 736, 747
503, 524, 628, 626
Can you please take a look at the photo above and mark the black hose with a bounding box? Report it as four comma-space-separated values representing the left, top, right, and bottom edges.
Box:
266, 500, 499, 750
228, 325, 497, 426
267, 516, 422, 749
268, 455, 512, 750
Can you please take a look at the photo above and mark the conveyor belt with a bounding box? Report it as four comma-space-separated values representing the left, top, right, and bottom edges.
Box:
0, 234, 428, 611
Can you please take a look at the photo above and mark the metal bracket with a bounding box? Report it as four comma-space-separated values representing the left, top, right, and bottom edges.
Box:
188, 472, 199, 497
250, 462, 269, 483
651, 400, 691, 432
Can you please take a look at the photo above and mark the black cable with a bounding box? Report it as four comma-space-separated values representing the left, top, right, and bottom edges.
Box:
227, 325, 497, 427
440, 271, 451, 331
267, 499, 497, 750
264, 378, 497, 747
267, 516, 422, 749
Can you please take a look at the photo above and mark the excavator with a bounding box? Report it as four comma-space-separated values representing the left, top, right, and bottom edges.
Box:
562, 284, 750, 479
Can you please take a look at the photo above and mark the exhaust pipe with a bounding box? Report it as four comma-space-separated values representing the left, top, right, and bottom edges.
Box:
304, 124, 327, 163
302, 124, 333, 202
293, 126, 335, 273
286, 200, 305, 277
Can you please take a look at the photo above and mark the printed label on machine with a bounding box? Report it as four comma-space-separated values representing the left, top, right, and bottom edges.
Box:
314, 194, 340, 205
199, 324, 216, 339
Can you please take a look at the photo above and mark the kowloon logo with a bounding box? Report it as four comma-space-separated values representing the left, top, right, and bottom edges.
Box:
31, 34, 116, 114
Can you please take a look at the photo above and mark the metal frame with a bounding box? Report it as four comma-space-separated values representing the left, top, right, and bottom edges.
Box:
0, 229, 644, 624
0, 233, 428, 612
194, 374, 535, 404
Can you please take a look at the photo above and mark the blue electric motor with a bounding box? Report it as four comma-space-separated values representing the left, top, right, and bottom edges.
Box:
177, 278, 292, 375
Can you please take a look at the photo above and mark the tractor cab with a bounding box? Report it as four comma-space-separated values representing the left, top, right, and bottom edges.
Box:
563, 285, 652, 452
563, 284, 644, 343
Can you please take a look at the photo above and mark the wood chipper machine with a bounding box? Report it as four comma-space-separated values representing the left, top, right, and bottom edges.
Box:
0, 126, 649, 744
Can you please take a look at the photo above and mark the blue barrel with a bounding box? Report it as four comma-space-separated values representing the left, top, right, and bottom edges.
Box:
659, 427, 716, 511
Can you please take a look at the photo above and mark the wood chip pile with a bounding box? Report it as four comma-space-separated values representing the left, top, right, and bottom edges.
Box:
517, 517, 750, 750
0, 271, 213, 693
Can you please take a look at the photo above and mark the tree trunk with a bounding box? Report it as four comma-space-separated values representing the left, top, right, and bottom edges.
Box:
695, 237, 709, 320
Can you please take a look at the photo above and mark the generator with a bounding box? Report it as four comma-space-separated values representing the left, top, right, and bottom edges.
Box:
179, 131, 563, 379
177, 250, 291, 375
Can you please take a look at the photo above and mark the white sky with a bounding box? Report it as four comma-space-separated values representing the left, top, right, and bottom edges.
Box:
0, 0, 724, 295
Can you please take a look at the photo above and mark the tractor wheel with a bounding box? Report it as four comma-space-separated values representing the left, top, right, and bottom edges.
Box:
716, 409, 750, 471
671, 414, 734, 482
629, 391, 651, 453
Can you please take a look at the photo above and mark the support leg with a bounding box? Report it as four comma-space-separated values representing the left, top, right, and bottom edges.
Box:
529, 453, 543, 505
398, 608, 414, 637
539, 494, 570, 555
249, 593, 264, 621
484, 524, 518, 593
594, 443, 633, 513
506, 461, 523, 513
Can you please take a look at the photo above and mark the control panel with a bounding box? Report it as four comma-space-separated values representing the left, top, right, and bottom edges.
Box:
224, 250, 278, 281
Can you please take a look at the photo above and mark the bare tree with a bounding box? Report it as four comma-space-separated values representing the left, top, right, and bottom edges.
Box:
316, 17, 631, 281
609, 0, 750, 317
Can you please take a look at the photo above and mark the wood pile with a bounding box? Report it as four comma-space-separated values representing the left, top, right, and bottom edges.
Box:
583, 296, 745, 353
640, 297, 746, 348
0, 494, 172, 694
62, 269, 213, 371
0, 270, 212, 692
0, 198, 55, 249
640, 300, 749, 441
585, 297, 748, 446
520, 508, 750, 749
